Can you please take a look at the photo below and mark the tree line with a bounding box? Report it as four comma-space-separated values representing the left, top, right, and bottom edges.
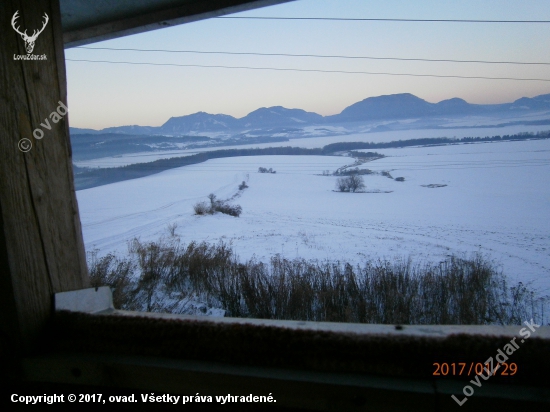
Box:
321, 130, 550, 153
74, 130, 549, 190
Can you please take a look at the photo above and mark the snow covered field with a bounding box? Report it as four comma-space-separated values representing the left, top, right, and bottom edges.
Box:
76, 138, 550, 295
73, 123, 550, 169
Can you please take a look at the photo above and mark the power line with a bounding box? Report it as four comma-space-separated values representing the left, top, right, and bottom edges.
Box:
75, 47, 550, 66
65, 59, 550, 82
216, 16, 550, 23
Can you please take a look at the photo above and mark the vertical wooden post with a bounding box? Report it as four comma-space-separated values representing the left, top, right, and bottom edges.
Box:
0, 0, 89, 356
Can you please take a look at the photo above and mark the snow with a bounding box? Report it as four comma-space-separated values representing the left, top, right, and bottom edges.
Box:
76, 139, 550, 295
73, 123, 550, 169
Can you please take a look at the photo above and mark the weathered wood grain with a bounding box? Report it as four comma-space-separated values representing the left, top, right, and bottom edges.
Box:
0, 0, 89, 353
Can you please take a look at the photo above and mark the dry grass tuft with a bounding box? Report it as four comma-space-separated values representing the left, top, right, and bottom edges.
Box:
88, 238, 548, 325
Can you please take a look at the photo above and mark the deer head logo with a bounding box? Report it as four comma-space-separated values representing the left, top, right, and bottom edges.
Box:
11, 11, 49, 54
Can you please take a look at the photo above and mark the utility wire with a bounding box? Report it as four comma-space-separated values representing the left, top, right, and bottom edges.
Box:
65, 59, 550, 82
75, 47, 550, 66
216, 16, 550, 23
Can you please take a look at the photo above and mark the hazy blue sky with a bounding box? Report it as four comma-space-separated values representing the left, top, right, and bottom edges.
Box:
65, 0, 550, 129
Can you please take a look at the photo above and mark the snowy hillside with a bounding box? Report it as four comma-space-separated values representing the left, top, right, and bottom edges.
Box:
76, 139, 550, 295
73, 123, 550, 169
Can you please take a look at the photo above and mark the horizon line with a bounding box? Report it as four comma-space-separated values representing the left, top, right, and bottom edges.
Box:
70, 91, 548, 130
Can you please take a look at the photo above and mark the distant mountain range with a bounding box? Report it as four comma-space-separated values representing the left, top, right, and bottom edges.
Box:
71, 93, 550, 136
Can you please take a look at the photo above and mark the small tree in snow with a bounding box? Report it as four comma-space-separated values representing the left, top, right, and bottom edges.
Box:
347, 174, 365, 192
336, 177, 349, 192
336, 175, 365, 193
207, 193, 220, 213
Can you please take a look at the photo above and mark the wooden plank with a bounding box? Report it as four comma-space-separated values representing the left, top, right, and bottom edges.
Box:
111, 309, 550, 339
22, 354, 550, 410
23, 354, 437, 411
62, 0, 295, 48
0, 0, 89, 353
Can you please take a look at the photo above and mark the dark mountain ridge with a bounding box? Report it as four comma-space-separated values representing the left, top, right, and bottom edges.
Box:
70, 93, 550, 136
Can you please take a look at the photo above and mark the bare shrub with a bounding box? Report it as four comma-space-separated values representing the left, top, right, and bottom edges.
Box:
129, 237, 180, 312
258, 167, 276, 174
336, 177, 349, 192
88, 239, 549, 325
167, 222, 178, 236
216, 203, 242, 217
87, 249, 137, 310
193, 201, 209, 215
207, 193, 218, 212
239, 181, 248, 190
194, 193, 242, 217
